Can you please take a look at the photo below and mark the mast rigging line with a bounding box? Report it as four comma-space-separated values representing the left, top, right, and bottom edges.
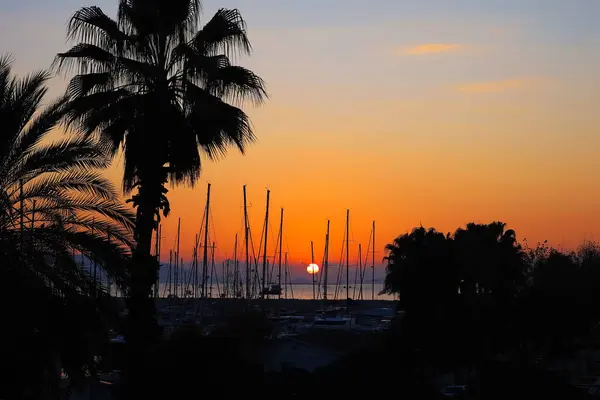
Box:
334, 209, 353, 301
246, 216, 262, 298
334, 220, 348, 300
267, 217, 283, 285
284, 245, 294, 300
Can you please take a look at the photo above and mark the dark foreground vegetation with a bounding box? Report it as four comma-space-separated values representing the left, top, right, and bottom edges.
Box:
121, 222, 599, 400
0, 55, 134, 399
8, 220, 599, 399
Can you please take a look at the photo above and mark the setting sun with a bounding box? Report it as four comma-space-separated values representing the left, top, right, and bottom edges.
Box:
306, 263, 320, 275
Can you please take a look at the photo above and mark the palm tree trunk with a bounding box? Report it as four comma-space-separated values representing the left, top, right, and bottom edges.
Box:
123, 168, 165, 395
127, 225, 158, 343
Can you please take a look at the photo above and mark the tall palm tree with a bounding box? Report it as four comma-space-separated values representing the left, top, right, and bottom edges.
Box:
0, 55, 135, 398
54, 0, 267, 343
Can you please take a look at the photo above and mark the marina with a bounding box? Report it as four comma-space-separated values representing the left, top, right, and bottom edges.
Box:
150, 184, 385, 301
149, 298, 397, 333
133, 183, 397, 338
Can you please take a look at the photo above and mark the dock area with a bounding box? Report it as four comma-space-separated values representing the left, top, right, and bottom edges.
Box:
150, 298, 398, 337
109, 297, 395, 316
155, 297, 394, 313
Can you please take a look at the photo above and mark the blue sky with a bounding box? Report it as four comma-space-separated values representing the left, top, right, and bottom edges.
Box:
3, 1, 600, 85
3, 0, 600, 97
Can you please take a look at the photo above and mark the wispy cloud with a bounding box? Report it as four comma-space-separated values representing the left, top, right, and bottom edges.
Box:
456, 78, 542, 94
401, 43, 465, 55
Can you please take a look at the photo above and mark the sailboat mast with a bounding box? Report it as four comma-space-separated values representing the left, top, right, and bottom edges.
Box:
213, 243, 218, 297
261, 189, 270, 299
201, 183, 211, 297
346, 209, 350, 305
372, 220, 376, 300
233, 233, 238, 297
323, 220, 330, 301
173, 249, 178, 298
168, 250, 173, 297
358, 243, 363, 300
175, 218, 181, 297
277, 208, 284, 299
284, 252, 289, 299
224, 260, 229, 298
192, 234, 198, 298
311, 241, 316, 300
243, 185, 250, 299
209, 243, 215, 297
154, 224, 161, 299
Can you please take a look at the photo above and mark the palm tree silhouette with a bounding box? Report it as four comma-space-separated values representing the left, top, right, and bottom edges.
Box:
54, 0, 267, 343
381, 226, 456, 307
0, 54, 134, 294
0, 55, 134, 398
454, 221, 525, 299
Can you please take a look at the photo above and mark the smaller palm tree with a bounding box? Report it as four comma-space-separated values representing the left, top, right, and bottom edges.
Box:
381, 226, 456, 303
454, 221, 525, 298
0, 54, 135, 398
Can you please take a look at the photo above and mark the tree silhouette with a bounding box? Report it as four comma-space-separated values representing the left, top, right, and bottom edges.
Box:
451, 222, 527, 362
381, 222, 532, 369
382, 226, 457, 310
382, 220, 600, 383
381, 226, 461, 366
54, 0, 267, 350
517, 242, 600, 356
0, 55, 134, 398
454, 222, 526, 302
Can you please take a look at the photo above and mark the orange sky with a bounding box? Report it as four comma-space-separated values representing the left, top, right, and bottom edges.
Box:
3, 0, 600, 270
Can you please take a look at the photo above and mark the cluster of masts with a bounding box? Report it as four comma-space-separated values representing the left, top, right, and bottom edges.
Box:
314, 212, 377, 302
152, 184, 378, 301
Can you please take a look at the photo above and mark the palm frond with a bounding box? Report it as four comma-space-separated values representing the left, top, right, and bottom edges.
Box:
0, 63, 50, 167
12, 70, 51, 131
67, 6, 126, 50
0, 54, 14, 103
47, 227, 131, 286
67, 72, 114, 98
63, 89, 132, 138
185, 83, 256, 159
0, 52, 134, 306
16, 135, 112, 184
192, 8, 251, 57
54, 43, 115, 75
204, 65, 267, 106
17, 169, 119, 203
15, 95, 69, 158
31, 197, 135, 238
117, 56, 160, 83
184, 52, 267, 106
